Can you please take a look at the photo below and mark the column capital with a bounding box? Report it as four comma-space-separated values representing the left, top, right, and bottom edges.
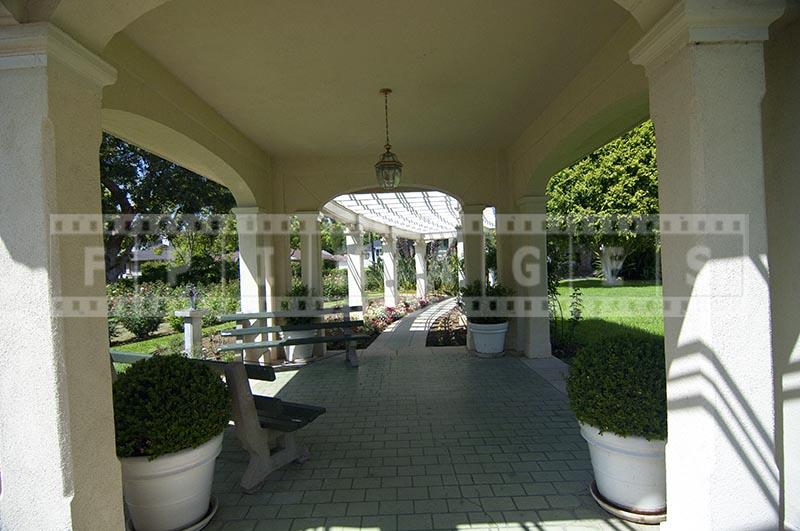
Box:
515, 195, 547, 212
0, 23, 116, 86
630, 0, 785, 73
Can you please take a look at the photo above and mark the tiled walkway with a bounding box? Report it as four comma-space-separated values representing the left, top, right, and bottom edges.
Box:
207, 301, 646, 531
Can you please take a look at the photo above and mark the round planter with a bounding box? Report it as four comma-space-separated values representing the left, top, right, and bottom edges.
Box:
283, 329, 317, 362
579, 422, 666, 518
120, 433, 223, 531
468, 321, 508, 356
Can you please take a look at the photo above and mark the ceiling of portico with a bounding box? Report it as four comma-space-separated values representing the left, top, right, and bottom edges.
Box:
121, 0, 630, 157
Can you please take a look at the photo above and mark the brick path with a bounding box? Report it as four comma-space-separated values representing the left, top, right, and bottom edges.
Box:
206, 301, 646, 531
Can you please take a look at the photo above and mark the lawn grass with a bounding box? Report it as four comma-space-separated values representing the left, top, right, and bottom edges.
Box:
552, 278, 664, 360
113, 322, 235, 354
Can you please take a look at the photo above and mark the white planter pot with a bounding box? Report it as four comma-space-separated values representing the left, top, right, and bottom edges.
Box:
468, 321, 508, 356
120, 433, 223, 531
283, 329, 317, 362
579, 422, 666, 514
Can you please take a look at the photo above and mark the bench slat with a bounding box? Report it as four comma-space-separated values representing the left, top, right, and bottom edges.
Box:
221, 321, 365, 337
217, 334, 372, 352
109, 350, 276, 381
220, 305, 363, 321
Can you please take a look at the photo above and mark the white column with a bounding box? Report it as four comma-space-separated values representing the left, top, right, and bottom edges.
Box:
631, 2, 784, 528
414, 238, 428, 299
0, 24, 123, 529
345, 222, 366, 308
494, 212, 518, 350
763, 15, 800, 530
382, 232, 398, 307
461, 204, 486, 288
298, 212, 323, 356
233, 207, 267, 314
233, 207, 267, 363
515, 196, 551, 358
298, 212, 322, 297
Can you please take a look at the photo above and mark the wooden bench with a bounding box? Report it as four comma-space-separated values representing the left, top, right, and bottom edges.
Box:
109, 350, 325, 492
218, 305, 369, 367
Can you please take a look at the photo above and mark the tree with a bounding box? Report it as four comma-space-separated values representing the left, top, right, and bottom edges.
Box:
546, 120, 659, 283
100, 134, 236, 281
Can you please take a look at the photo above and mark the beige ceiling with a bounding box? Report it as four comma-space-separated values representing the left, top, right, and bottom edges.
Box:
123, 0, 629, 157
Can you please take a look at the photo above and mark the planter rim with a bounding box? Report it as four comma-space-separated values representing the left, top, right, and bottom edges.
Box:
468, 321, 509, 329
119, 432, 223, 479
579, 422, 665, 456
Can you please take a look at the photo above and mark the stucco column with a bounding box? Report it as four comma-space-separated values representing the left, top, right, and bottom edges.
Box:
345, 222, 366, 308
271, 226, 291, 303
494, 212, 519, 350
232, 207, 268, 362
382, 232, 398, 308
298, 212, 323, 355
0, 24, 123, 529
414, 238, 428, 299
631, 2, 785, 528
461, 204, 486, 288
233, 207, 267, 313
298, 212, 322, 296
515, 196, 551, 358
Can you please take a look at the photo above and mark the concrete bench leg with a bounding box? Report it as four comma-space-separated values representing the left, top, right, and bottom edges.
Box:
224, 363, 311, 493
346, 341, 359, 367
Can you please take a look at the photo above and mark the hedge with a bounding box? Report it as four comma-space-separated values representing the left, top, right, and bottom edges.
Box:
113, 355, 230, 459
567, 333, 667, 440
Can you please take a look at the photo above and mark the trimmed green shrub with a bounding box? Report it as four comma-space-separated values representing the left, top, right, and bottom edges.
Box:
114, 285, 167, 339
281, 281, 319, 326
113, 355, 230, 459
139, 262, 170, 284
460, 280, 515, 324
323, 269, 348, 300
567, 334, 667, 440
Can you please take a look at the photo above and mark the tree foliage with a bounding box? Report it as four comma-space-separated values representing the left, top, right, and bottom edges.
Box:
546, 120, 659, 277
100, 134, 236, 280
546, 120, 659, 225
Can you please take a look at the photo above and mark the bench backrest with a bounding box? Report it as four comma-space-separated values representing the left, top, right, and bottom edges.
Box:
109, 350, 277, 381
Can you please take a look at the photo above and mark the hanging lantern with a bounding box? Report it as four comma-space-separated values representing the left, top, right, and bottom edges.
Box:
374, 88, 402, 189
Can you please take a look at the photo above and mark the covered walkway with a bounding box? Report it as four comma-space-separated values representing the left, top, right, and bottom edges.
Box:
208, 301, 639, 530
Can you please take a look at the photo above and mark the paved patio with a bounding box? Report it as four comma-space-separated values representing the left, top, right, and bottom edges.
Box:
206, 302, 646, 531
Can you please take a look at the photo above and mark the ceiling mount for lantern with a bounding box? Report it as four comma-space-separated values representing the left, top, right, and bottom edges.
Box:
374, 88, 403, 190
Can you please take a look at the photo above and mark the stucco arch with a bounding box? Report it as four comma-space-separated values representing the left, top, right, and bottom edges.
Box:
102, 109, 257, 206
525, 94, 649, 196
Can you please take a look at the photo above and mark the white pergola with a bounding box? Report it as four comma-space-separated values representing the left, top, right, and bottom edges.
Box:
317, 191, 495, 308
323, 191, 495, 240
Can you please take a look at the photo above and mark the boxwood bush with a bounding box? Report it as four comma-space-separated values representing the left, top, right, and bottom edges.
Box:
113, 355, 230, 459
567, 333, 667, 440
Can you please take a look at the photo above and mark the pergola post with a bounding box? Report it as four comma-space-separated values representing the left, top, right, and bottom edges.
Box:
631, 2, 784, 528
455, 230, 466, 288
515, 196, 551, 358
345, 221, 366, 308
232, 207, 268, 362
0, 24, 123, 529
415, 237, 428, 299
382, 232, 398, 307
461, 204, 486, 288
